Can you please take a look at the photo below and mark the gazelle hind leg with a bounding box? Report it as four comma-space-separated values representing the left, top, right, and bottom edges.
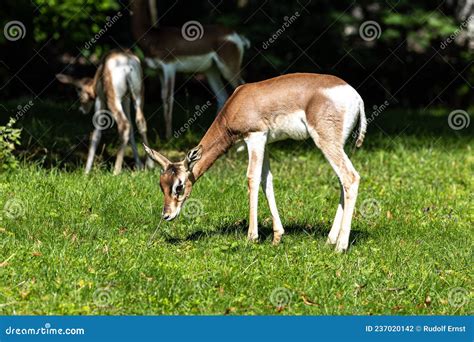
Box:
335, 154, 360, 252
123, 95, 142, 170
320, 148, 359, 252
85, 98, 104, 174
244, 132, 267, 241
85, 129, 102, 174
310, 130, 359, 252
129, 79, 153, 169
326, 187, 344, 245
261, 150, 284, 245
107, 97, 131, 175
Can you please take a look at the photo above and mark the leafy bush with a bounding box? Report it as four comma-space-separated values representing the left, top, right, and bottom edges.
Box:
0, 118, 22, 171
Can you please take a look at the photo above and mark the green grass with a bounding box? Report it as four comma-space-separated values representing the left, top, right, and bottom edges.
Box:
0, 100, 472, 315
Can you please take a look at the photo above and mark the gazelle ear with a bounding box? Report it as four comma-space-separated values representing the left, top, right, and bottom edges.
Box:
56, 74, 79, 86
185, 145, 202, 172
143, 144, 170, 169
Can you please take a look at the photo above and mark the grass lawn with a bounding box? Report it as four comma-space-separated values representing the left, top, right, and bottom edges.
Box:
0, 99, 472, 315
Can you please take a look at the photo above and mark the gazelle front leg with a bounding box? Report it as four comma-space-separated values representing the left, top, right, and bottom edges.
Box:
261, 150, 284, 245
165, 70, 176, 139
244, 132, 267, 241
205, 67, 228, 110
159, 64, 176, 139
85, 98, 104, 174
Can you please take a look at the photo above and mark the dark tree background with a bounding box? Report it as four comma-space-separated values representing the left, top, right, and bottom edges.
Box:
1, 0, 472, 110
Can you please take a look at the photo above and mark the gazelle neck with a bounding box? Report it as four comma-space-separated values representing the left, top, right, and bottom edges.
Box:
191, 114, 237, 182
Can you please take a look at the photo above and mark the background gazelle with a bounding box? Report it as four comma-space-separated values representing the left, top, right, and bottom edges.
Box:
131, 0, 250, 139
57, 50, 153, 174
144, 73, 367, 252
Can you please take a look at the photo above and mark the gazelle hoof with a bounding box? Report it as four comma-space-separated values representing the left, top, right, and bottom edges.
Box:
247, 234, 259, 242
335, 242, 348, 253
272, 234, 282, 245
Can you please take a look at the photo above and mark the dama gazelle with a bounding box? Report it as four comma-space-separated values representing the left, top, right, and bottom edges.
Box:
56, 50, 153, 174
131, 0, 250, 139
144, 73, 367, 252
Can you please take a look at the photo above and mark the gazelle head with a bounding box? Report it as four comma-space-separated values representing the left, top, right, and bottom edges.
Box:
144, 144, 202, 221
56, 74, 95, 114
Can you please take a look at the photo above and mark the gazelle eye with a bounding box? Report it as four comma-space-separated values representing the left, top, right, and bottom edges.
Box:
175, 184, 184, 195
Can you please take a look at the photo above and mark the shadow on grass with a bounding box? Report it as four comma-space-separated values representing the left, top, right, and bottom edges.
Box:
164, 219, 369, 247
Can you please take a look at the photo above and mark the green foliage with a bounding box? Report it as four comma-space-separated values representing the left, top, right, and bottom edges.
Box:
382, 10, 458, 49
32, 0, 121, 48
0, 118, 22, 172
1, 0, 472, 106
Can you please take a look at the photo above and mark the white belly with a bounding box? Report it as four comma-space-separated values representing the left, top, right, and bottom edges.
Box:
173, 53, 214, 73
146, 53, 215, 73
267, 110, 310, 143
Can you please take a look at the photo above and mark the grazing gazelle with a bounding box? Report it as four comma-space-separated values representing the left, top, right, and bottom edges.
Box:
56, 50, 153, 174
131, 0, 250, 138
144, 73, 367, 252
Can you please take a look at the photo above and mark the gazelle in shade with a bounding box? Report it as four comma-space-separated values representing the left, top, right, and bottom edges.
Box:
144, 73, 367, 252
131, 0, 250, 139
56, 50, 153, 174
